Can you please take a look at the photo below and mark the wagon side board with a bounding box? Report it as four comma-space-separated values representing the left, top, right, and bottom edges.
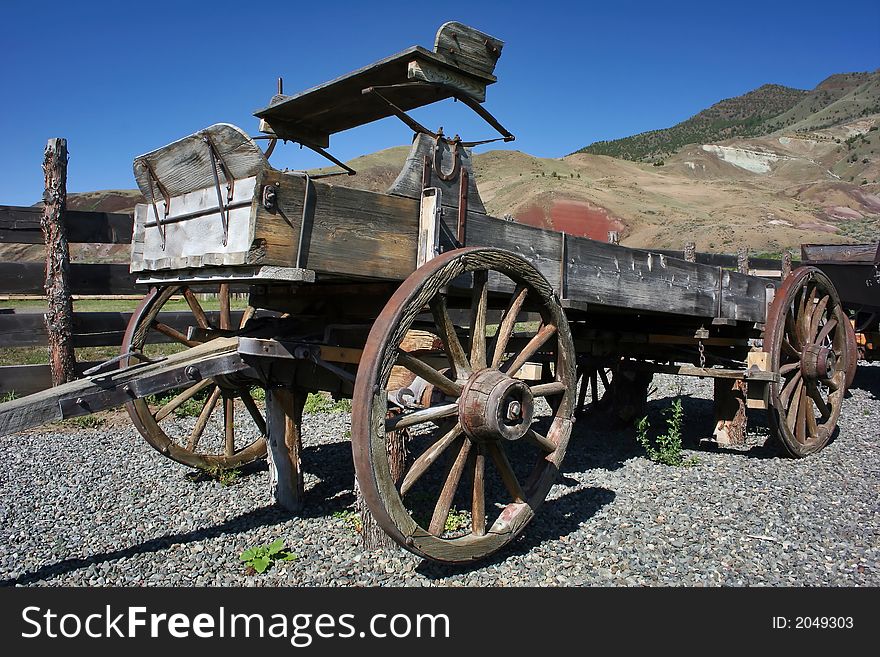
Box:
132, 169, 770, 324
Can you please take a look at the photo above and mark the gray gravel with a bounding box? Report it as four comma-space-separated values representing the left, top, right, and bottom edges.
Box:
1, 363, 877, 587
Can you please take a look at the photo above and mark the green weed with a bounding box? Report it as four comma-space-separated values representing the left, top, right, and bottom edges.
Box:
240, 539, 297, 574
635, 398, 697, 466
303, 393, 351, 414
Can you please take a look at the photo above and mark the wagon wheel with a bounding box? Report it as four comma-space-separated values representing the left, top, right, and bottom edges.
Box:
121, 284, 267, 469
765, 267, 849, 457
352, 247, 576, 563
575, 363, 614, 414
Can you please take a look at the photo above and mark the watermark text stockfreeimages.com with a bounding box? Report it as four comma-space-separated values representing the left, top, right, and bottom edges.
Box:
21, 605, 450, 647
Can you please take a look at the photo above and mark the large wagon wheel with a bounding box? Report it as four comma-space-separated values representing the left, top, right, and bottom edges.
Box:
765, 267, 849, 457
122, 284, 267, 469
352, 247, 576, 563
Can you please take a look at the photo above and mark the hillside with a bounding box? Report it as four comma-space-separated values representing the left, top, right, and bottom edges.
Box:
577, 83, 808, 162
10, 70, 878, 262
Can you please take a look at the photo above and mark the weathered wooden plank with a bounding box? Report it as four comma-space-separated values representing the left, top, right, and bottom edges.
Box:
801, 242, 879, 264
653, 249, 798, 271
433, 21, 503, 79
0, 262, 141, 295
133, 124, 268, 201
721, 270, 772, 322
467, 213, 562, 292
0, 310, 245, 348
407, 59, 486, 102
250, 171, 420, 281
0, 206, 133, 244
566, 241, 722, 319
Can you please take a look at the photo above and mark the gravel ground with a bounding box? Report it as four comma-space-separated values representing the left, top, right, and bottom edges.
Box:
1, 363, 877, 587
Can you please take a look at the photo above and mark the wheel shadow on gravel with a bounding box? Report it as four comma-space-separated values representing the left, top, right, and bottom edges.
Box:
0, 505, 295, 587
415, 485, 616, 579
567, 395, 784, 463
850, 364, 880, 399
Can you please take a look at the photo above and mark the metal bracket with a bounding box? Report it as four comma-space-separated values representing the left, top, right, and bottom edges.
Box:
417, 188, 442, 267
81, 350, 166, 377
140, 160, 171, 250
204, 135, 233, 246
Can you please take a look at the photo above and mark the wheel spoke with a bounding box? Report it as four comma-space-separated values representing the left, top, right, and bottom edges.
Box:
781, 339, 801, 360
778, 362, 800, 376
154, 378, 212, 422
522, 428, 556, 453
224, 395, 235, 456
808, 295, 830, 344
795, 387, 807, 443
239, 305, 256, 329
471, 446, 486, 536
806, 381, 831, 419
785, 378, 803, 434
780, 369, 802, 408
396, 350, 463, 397
786, 304, 802, 349
219, 283, 232, 330
152, 321, 200, 347
400, 423, 462, 496
530, 381, 567, 397
804, 393, 819, 439
429, 295, 470, 379
182, 287, 212, 329
386, 402, 459, 432
240, 389, 267, 435
468, 270, 489, 370
501, 323, 558, 377
187, 386, 221, 451
799, 286, 817, 344
428, 438, 472, 536
815, 317, 837, 346
489, 285, 528, 368
486, 441, 525, 503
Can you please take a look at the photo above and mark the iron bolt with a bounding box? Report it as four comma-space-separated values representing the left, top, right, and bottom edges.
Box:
506, 400, 522, 421
185, 366, 200, 380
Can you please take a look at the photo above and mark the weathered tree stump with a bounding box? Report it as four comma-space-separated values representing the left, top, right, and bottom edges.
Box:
684, 241, 696, 263
266, 388, 306, 512
781, 250, 793, 279
608, 366, 653, 425
607, 231, 620, 245
357, 419, 406, 549
737, 247, 750, 275
712, 378, 747, 446
41, 138, 76, 386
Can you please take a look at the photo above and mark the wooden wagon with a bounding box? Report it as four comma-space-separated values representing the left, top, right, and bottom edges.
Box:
0, 22, 858, 563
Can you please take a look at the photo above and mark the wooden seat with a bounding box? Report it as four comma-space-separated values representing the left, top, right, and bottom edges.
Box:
133, 123, 268, 201
253, 22, 504, 148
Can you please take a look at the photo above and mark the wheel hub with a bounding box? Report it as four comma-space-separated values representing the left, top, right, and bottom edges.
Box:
801, 344, 836, 381
458, 368, 534, 442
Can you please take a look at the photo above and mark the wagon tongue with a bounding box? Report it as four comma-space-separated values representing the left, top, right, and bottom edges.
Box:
0, 337, 246, 438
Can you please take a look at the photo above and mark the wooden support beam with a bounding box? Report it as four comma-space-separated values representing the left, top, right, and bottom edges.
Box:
684, 241, 696, 263
265, 388, 306, 512
41, 138, 76, 385
782, 251, 792, 279
737, 247, 749, 275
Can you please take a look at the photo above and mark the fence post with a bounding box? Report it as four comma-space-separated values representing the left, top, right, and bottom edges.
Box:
781, 250, 792, 279
41, 138, 76, 385
684, 241, 696, 263
736, 247, 749, 275
607, 231, 620, 245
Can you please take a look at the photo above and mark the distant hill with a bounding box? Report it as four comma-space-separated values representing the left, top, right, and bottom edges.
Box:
576, 72, 880, 162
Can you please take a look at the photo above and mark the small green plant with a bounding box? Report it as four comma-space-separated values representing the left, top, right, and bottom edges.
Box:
187, 465, 242, 486
444, 508, 469, 533
240, 539, 297, 574
63, 414, 105, 429
332, 509, 363, 533
635, 398, 696, 466
0, 391, 17, 403
303, 392, 351, 414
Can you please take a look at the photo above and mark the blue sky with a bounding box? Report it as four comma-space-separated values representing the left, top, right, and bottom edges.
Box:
1, 0, 877, 206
